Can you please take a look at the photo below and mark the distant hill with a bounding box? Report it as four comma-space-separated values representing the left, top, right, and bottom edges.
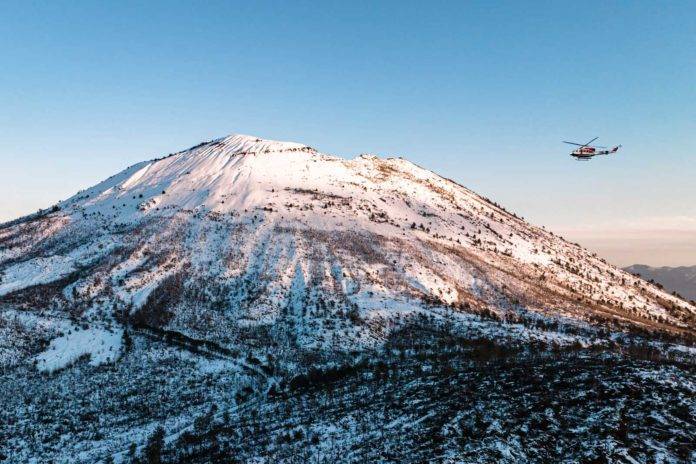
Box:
625, 264, 696, 301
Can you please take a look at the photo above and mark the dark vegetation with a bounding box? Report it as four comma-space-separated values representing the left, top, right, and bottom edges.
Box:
155, 330, 696, 464
3, 319, 694, 463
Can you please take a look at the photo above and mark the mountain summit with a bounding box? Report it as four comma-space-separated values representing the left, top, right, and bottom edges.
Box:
1, 134, 694, 462
3, 133, 693, 346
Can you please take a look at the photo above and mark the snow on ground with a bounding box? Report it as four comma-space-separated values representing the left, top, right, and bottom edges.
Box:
2, 132, 694, 358
34, 326, 123, 372
0, 235, 117, 297
0, 255, 77, 297
1, 133, 694, 464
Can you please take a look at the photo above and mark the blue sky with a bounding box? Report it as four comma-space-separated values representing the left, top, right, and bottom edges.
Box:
1, 1, 694, 265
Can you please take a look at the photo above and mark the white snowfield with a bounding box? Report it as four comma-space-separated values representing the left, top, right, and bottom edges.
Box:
33, 326, 123, 373
0, 133, 694, 365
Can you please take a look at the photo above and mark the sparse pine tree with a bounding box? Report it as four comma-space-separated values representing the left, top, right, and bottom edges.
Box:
144, 425, 165, 464
122, 329, 132, 353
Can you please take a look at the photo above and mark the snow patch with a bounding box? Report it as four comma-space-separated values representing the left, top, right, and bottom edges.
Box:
33, 327, 123, 373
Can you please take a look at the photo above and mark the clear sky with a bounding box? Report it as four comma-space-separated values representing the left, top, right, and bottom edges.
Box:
1, 1, 694, 266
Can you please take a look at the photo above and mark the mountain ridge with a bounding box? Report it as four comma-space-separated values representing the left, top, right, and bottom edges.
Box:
1, 133, 694, 462
2, 133, 695, 347
625, 263, 696, 301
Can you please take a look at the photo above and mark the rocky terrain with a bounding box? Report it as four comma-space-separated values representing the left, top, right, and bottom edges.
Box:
0, 134, 694, 463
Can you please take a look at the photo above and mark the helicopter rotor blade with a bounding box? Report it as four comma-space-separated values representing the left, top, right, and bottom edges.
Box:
563, 141, 584, 146
583, 137, 598, 147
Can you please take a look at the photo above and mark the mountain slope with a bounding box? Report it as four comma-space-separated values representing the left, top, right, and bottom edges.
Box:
2, 134, 694, 349
625, 264, 696, 302
0, 134, 694, 462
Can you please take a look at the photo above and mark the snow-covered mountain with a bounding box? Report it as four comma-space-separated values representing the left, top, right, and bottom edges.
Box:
1, 134, 694, 463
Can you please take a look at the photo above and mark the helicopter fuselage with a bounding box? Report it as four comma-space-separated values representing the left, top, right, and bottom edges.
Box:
564, 138, 621, 160
569, 145, 620, 160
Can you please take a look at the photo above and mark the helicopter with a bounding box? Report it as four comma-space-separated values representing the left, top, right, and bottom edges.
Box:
563, 137, 622, 161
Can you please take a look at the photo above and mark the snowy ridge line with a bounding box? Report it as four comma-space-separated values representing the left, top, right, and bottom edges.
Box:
0, 132, 695, 463
0, 204, 59, 230
1, 131, 694, 356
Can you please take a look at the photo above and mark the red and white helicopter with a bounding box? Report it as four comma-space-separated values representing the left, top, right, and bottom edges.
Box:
563, 137, 622, 161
